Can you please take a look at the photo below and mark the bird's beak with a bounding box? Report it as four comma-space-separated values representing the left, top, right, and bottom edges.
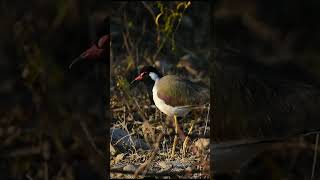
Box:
69, 56, 84, 69
130, 75, 143, 88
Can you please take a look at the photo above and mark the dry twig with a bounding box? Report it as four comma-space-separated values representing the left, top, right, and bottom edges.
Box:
133, 132, 164, 178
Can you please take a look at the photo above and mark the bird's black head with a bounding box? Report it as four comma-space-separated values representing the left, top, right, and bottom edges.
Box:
130, 66, 163, 88
139, 66, 162, 78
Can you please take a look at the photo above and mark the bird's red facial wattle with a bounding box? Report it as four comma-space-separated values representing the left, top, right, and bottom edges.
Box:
134, 75, 143, 81
69, 34, 109, 69
134, 72, 148, 81
130, 72, 148, 88
98, 35, 109, 48
79, 44, 105, 60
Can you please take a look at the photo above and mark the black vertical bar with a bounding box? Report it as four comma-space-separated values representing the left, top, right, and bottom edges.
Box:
210, 0, 215, 178
105, 16, 111, 180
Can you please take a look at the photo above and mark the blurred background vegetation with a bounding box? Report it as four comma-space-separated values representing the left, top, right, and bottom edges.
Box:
0, 0, 112, 179
213, 0, 320, 179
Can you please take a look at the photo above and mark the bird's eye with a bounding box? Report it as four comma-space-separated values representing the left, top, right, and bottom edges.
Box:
141, 72, 148, 77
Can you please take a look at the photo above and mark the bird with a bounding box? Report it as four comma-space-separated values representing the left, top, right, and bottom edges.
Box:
69, 34, 109, 69
130, 66, 209, 157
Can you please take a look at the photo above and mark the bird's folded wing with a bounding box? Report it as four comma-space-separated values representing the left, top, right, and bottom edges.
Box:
157, 75, 209, 107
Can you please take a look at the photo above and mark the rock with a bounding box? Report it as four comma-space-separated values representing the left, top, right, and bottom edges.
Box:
110, 128, 150, 152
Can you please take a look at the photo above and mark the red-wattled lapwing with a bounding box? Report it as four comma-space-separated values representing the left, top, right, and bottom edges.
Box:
130, 66, 209, 157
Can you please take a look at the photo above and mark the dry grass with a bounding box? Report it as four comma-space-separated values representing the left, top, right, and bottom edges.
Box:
110, 65, 210, 178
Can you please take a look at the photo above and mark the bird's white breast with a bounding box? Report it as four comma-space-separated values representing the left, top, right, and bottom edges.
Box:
152, 81, 191, 117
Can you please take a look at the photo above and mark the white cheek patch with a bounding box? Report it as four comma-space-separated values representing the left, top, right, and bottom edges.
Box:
149, 72, 160, 81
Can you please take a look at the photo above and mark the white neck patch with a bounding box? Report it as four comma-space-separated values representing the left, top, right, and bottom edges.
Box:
149, 72, 160, 81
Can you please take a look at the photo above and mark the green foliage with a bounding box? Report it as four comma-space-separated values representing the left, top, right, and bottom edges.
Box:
52, 0, 73, 29
116, 75, 130, 94
22, 43, 45, 89
126, 55, 135, 71
153, 1, 191, 58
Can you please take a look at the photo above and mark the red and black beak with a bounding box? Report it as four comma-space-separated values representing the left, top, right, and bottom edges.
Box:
130, 73, 144, 88
68, 56, 84, 69
69, 34, 109, 69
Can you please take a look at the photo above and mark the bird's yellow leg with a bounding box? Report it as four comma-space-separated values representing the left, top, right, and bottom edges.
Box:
183, 120, 194, 157
171, 115, 179, 158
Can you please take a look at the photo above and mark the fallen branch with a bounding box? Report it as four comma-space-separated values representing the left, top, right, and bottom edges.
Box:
111, 168, 207, 177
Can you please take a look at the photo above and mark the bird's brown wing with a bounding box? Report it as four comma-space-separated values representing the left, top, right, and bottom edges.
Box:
156, 75, 209, 107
